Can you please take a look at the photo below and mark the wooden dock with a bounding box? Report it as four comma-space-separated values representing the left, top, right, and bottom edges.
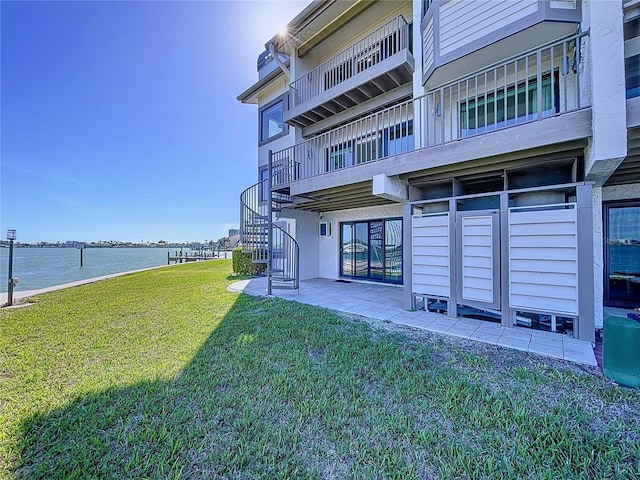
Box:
167, 250, 231, 265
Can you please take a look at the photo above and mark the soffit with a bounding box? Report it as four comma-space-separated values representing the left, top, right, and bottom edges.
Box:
292, 181, 395, 212
269, 0, 377, 57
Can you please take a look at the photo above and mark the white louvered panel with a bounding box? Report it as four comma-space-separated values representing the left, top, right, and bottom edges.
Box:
412, 213, 450, 298
509, 205, 578, 315
461, 215, 494, 303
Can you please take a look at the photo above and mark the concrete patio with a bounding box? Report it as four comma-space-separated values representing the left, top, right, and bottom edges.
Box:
228, 276, 598, 366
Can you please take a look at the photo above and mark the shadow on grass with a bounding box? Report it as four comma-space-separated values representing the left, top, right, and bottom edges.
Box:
12, 286, 640, 479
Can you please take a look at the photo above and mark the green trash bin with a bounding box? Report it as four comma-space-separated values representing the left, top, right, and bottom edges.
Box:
603, 316, 640, 388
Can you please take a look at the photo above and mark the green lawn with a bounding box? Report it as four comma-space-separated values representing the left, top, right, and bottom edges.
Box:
0, 260, 639, 479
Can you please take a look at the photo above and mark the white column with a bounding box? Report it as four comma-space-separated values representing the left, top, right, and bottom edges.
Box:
592, 186, 604, 330
583, 0, 627, 184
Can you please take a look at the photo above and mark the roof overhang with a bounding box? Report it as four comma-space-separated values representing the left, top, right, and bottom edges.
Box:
268, 0, 376, 57
237, 60, 289, 105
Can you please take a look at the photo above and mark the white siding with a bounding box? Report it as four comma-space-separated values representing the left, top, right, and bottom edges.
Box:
508, 206, 579, 315
439, 0, 537, 56
461, 215, 494, 303
412, 213, 450, 298
423, 16, 434, 73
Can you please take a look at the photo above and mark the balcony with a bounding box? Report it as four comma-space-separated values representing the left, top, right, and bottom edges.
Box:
273, 34, 591, 204
422, 0, 581, 88
285, 16, 414, 130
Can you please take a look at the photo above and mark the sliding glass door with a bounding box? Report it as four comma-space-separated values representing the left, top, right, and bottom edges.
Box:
340, 218, 402, 284
605, 201, 640, 307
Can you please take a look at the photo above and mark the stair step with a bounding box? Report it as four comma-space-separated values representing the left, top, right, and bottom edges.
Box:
271, 284, 298, 290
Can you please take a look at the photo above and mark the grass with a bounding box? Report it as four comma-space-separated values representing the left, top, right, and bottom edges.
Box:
0, 259, 639, 479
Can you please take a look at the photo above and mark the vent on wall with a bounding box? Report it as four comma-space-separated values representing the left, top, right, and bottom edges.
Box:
320, 221, 332, 237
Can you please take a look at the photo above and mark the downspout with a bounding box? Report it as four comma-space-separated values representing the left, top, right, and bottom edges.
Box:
269, 43, 290, 79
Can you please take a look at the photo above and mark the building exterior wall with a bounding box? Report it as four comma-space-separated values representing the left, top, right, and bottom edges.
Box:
240, 0, 639, 341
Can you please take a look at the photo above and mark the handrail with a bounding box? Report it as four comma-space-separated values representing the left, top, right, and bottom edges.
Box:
273, 32, 590, 186
239, 183, 268, 263
290, 15, 410, 107
239, 182, 299, 289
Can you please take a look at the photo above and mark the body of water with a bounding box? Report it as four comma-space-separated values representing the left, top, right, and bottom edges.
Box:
0, 247, 195, 293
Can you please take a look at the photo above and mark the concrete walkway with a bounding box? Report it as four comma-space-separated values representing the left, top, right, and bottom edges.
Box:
228, 276, 598, 366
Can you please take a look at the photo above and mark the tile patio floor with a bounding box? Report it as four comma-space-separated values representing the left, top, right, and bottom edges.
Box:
228, 276, 598, 367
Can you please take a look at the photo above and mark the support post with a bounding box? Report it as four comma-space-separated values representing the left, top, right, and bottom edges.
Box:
267, 150, 273, 296
80, 247, 84, 267
7, 239, 14, 307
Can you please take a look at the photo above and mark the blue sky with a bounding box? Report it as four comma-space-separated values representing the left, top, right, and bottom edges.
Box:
1, 0, 307, 243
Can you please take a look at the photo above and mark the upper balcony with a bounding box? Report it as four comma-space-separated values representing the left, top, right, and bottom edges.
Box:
285, 15, 415, 130
422, 0, 581, 88
272, 33, 591, 206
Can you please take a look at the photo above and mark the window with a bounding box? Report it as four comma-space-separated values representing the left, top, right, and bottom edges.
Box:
380, 120, 414, 157
460, 74, 558, 137
319, 221, 332, 237
626, 17, 640, 98
327, 142, 353, 171
604, 201, 640, 307
260, 100, 284, 142
626, 55, 640, 99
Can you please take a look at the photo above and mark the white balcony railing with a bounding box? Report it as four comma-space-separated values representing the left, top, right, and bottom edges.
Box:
289, 15, 411, 108
274, 33, 590, 188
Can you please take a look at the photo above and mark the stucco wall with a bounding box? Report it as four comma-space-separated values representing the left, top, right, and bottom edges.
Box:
280, 208, 320, 280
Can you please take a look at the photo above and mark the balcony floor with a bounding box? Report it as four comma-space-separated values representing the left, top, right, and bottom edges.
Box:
228, 276, 597, 367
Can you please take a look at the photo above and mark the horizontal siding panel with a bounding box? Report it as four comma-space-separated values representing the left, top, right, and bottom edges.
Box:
510, 258, 577, 274
412, 213, 450, 298
413, 245, 449, 256
509, 208, 576, 225
461, 214, 494, 305
463, 276, 493, 290
462, 245, 493, 257
508, 205, 578, 315
463, 286, 494, 303
413, 215, 448, 228
510, 282, 577, 300
423, 16, 434, 72
510, 247, 577, 261
413, 235, 450, 247
510, 270, 577, 286
510, 294, 578, 315
413, 264, 449, 276
463, 266, 493, 279
463, 255, 492, 269
413, 274, 449, 288
439, 0, 537, 55
510, 234, 577, 248
463, 236, 493, 247
413, 255, 449, 267
461, 215, 493, 227
414, 282, 449, 298
510, 222, 576, 236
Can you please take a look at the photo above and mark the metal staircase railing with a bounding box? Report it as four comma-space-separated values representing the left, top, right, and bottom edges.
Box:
240, 170, 299, 291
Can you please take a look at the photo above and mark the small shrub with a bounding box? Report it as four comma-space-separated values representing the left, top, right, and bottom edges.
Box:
232, 246, 253, 275
232, 246, 266, 276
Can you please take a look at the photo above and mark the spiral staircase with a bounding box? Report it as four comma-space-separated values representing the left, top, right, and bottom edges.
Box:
239, 160, 299, 292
